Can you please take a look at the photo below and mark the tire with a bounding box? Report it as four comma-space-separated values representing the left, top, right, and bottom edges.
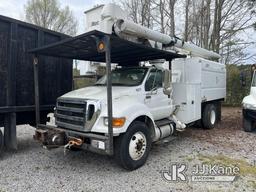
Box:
243, 117, 253, 132
202, 104, 217, 129
0, 130, 3, 153
216, 102, 222, 122
114, 121, 152, 170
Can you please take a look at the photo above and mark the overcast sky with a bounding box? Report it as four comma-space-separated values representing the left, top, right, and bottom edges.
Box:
0, 0, 111, 34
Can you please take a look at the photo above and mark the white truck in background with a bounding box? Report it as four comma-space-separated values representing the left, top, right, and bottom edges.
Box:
34, 4, 226, 170
242, 70, 256, 132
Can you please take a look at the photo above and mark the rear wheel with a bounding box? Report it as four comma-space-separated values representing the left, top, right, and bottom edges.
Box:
243, 117, 253, 132
202, 104, 217, 129
115, 121, 152, 170
0, 130, 3, 153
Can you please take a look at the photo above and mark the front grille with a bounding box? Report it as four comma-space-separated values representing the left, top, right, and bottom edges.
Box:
55, 98, 87, 131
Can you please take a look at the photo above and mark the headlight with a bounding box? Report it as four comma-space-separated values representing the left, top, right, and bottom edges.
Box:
243, 103, 256, 110
104, 117, 126, 128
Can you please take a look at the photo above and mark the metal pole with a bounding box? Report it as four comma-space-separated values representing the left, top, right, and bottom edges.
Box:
33, 56, 40, 127
4, 113, 17, 150
105, 35, 113, 155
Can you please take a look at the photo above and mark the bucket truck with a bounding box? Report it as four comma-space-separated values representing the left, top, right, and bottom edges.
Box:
32, 4, 226, 170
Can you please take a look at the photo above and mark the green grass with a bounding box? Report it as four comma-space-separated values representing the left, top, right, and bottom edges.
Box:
197, 154, 256, 176
186, 156, 194, 162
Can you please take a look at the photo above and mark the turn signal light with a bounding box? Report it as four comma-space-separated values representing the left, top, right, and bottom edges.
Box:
104, 117, 126, 128
112, 117, 126, 128
98, 42, 105, 51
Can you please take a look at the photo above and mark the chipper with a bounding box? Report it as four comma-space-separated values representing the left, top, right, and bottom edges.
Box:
30, 4, 226, 170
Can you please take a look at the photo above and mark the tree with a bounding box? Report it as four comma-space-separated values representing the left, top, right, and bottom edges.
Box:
181, 0, 255, 63
158, 0, 167, 33
184, 0, 190, 41
167, 0, 176, 36
120, 0, 152, 27
24, 0, 78, 36
119, 0, 255, 64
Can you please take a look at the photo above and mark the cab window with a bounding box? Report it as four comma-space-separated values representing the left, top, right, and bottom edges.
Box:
95, 68, 148, 86
145, 70, 163, 91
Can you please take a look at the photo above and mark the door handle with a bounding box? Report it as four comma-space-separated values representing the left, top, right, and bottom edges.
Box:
145, 95, 151, 99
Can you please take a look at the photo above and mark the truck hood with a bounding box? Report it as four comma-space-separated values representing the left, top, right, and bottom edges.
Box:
60, 86, 139, 101
243, 95, 253, 104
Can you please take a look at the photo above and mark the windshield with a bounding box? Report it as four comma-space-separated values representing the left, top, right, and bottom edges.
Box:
252, 71, 256, 87
95, 68, 148, 86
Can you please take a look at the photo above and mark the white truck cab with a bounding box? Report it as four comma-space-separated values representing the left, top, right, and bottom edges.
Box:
242, 71, 256, 132
57, 66, 173, 135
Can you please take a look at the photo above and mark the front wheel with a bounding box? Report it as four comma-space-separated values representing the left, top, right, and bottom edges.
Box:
243, 117, 253, 132
114, 121, 152, 170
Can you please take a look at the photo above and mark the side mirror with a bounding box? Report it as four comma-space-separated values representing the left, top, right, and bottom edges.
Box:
163, 70, 172, 95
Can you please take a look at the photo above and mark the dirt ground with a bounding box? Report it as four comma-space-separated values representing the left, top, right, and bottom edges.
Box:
0, 107, 255, 192
183, 107, 255, 154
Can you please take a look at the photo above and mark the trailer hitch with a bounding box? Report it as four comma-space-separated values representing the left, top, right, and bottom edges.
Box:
64, 137, 83, 155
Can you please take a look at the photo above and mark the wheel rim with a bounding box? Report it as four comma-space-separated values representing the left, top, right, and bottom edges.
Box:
129, 131, 147, 161
210, 110, 216, 125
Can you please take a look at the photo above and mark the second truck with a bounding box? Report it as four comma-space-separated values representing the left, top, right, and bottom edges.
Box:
242, 70, 256, 132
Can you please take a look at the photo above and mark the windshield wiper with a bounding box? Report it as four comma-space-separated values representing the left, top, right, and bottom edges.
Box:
94, 83, 135, 86
112, 83, 134, 86
94, 83, 106, 86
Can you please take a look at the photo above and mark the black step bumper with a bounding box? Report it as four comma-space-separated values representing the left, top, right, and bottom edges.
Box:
34, 124, 112, 155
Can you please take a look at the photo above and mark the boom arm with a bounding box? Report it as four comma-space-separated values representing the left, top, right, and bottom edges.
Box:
113, 19, 220, 60
86, 3, 220, 60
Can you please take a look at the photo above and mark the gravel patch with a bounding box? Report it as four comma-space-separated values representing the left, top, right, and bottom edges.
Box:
0, 107, 255, 192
